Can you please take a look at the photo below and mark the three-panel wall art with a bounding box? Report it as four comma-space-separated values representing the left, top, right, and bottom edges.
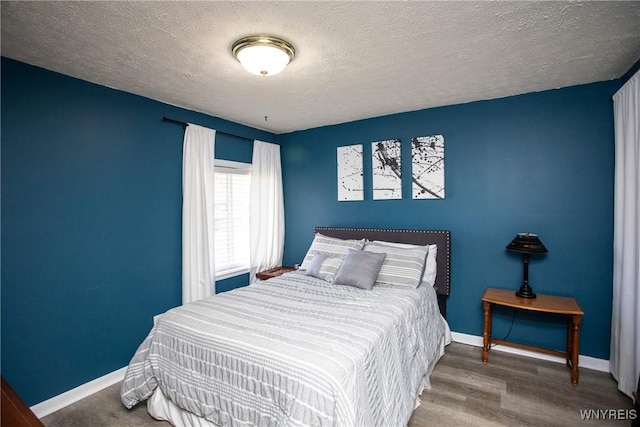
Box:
337, 135, 445, 201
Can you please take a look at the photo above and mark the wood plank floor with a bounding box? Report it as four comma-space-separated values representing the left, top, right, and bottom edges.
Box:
42, 342, 633, 426
408, 342, 633, 427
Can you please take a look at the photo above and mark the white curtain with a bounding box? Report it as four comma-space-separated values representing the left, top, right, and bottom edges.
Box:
182, 124, 217, 304
611, 70, 640, 399
249, 140, 285, 283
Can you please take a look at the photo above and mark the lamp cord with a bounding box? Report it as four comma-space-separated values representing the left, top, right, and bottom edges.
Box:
491, 308, 517, 348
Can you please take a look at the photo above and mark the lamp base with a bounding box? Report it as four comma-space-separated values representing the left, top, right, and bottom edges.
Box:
516, 285, 536, 299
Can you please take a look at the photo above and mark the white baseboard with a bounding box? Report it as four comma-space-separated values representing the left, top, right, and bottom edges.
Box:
29, 331, 610, 419
451, 331, 610, 373
30, 366, 127, 419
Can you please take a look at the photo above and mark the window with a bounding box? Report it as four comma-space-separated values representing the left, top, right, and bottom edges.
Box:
214, 160, 251, 279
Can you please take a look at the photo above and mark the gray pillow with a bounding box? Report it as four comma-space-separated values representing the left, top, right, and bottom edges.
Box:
333, 249, 386, 290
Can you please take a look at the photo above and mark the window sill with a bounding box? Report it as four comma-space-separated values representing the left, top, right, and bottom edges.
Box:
215, 268, 250, 281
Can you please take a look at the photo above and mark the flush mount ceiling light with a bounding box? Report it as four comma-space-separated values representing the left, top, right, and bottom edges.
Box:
231, 35, 295, 76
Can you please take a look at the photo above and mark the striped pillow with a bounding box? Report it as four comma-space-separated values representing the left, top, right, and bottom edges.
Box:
300, 234, 365, 281
370, 240, 437, 286
304, 252, 344, 282
363, 242, 429, 289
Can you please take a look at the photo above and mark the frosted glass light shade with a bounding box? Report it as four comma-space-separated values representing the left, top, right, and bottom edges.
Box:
232, 35, 295, 76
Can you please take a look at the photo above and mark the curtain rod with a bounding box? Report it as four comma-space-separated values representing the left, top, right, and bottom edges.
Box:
162, 117, 255, 143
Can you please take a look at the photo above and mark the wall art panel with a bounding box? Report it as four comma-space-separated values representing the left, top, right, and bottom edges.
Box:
411, 135, 445, 199
372, 139, 402, 200
337, 144, 364, 201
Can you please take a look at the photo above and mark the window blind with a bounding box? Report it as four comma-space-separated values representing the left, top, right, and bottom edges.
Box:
214, 162, 251, 279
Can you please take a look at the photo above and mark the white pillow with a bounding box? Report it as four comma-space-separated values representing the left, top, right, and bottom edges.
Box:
300, 233, 366, 281
423, 244, 437, 287
369, 240, 437, 287
363, 242, 429, 289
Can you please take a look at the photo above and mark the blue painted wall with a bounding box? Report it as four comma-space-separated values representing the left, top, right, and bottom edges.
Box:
0, 55, 624, 406
279, 80, 620, 360
0, 57, 274, 405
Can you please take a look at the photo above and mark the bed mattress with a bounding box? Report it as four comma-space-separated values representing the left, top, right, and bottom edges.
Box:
121, 271, 449, 426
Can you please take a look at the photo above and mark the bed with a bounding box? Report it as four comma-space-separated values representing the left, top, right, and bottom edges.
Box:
121, 227, 451, 426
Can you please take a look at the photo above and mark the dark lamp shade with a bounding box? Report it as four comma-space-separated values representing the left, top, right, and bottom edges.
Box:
506, 233, 548, 254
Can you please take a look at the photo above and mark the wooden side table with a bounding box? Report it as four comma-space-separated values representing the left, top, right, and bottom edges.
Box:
256, 266, 297, 281
481, 287, 584, 385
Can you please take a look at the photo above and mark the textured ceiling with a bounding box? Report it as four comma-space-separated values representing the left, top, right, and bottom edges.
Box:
2, 1, 639, 134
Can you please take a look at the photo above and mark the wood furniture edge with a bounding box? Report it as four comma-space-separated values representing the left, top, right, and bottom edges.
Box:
256, 266, 297, 280
481, 288, 583, 386
482, 288, 584, 315
1, 376, 45, 427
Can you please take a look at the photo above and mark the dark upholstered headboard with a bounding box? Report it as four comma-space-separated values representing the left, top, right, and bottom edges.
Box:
314, 227, 451, 317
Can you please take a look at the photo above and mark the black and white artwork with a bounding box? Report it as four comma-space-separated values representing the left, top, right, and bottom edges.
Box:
372, 139, 402, 200
411, 135, 445, 199
337, 144, 364, 201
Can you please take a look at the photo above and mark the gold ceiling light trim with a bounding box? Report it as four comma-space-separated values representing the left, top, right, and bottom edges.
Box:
231, 35, 296, 76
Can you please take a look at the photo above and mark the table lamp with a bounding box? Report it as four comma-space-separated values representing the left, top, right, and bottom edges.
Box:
506, 232, 548, 298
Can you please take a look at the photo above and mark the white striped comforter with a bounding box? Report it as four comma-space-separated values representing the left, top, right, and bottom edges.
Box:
120, 272, 447, 426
